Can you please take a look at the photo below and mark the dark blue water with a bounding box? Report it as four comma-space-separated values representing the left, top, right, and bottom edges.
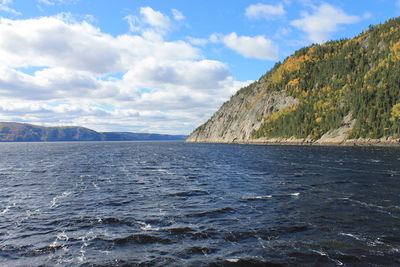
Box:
0, 142, 400, 266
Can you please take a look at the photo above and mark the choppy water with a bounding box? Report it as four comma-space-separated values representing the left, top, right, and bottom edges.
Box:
0, 142, 400, 266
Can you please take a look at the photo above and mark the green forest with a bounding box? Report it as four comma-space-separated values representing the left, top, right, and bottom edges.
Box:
249, 17, 400, 140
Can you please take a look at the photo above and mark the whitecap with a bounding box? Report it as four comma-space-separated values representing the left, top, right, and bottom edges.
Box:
1, 206, 10, 214
311, 249, 328, 256
137, 221, 160, 231
92, 182, 99, 189
311, 249, 343, 265
57, 231, 69, 242
340, 233, 363, 241
245, 195, 273, 200
79, 175, 94, 178
369, 159, 381, 163
50, 191, 72, 208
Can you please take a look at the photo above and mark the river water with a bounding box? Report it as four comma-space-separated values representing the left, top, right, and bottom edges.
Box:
0, 142, 400, 266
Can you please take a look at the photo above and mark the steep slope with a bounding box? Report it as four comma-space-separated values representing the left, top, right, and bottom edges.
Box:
0, 122, 187, 142
187, 17, 400, 144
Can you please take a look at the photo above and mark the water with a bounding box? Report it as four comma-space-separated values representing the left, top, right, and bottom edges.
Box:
0, 142, 400, 266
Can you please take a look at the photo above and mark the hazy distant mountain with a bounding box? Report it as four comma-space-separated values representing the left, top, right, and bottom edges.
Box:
0, 122, 186, 142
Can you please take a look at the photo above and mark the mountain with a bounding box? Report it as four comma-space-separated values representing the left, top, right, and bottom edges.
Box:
187, 17, 400, 145
0, 122, 186, 142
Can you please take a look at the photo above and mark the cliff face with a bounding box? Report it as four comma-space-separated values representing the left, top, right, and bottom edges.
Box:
187, 17, 400, 144
186, 81, 298, 142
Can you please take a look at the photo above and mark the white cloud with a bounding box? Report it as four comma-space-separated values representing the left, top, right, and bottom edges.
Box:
222, 33, 278, 60
125, 6, 173, 36
38, 0, 78, 5
172, 8, 185, 21
0, 0, 20, 15
209, 33, 223, 43
124, 14, 140, 32
186, 37, 209, 46
0, 16, 201, 74
291, 3, 362, 43
38, 0, 55, 5
0, 15, 249, 134
245, 3, 285, 19
397, 0, 400, 8
140, 6, 170, 29
0, 17, 123, 74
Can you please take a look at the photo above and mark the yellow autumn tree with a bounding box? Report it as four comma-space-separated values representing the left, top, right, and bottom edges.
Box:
390, 103, 400, 122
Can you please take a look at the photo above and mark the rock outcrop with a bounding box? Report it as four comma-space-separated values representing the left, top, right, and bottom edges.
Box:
186, 81, 298, 143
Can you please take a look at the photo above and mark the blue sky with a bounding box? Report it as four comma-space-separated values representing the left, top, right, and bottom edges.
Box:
0, 0, 399, 134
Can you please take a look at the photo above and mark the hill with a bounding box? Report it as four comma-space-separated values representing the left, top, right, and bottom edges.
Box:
0, 122, 186, 142
187, 17, 400, 145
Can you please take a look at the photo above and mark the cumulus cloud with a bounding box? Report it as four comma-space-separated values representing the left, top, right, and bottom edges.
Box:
245, 3, 285, 20
172, 8, 185, 21
291, 3, 362, 43
38, 0, 56, 5
0, 16, 201, 74
38, 0, 78, 6
0, 14, 250, 134
0, 0, 20, 15
124, 6, 173, 37
140, 6, 171, 29
222, 33, 278, 60
186, 37, 209, 46
0, 17, 123, 74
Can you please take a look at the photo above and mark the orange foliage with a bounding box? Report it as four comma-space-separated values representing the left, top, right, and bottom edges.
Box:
392, 41, 400, 59
270, 55, 312, 84
287, 78, 300, 86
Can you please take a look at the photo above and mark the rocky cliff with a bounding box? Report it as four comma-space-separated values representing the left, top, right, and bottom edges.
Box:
187, 17, 400, 144
187, 82, 298, 143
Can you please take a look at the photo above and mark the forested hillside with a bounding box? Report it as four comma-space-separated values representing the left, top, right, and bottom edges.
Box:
187, 17, 400, 143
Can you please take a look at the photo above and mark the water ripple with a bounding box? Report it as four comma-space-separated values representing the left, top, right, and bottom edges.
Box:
0, 142, 399, 266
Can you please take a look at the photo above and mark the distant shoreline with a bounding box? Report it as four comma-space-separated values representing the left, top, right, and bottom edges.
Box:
186, 138, 400, 147
0, 140, 186, 143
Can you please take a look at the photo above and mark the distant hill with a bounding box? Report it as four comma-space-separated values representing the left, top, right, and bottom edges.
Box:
0, 122, 186, 142
187, 17, 400, 145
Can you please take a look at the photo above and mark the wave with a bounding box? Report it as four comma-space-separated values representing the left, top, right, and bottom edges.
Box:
189, 207, 234, 218
24, 244, 66, 257
168, 190, 210, 197
50, 191, 72, 208
215, 258, 287, 267
245, 195, 272, 200
104, 234, 171, 245
244, 193, 300, 201
177, 246, 219, 256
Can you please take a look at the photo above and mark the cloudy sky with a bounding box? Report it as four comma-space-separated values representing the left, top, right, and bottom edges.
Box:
0, 0, 399, 134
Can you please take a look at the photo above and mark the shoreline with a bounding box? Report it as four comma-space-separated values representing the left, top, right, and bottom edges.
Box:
186, 138, 400, 147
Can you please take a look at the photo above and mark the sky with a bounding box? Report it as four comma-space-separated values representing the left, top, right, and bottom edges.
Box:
0, 0, 399, 134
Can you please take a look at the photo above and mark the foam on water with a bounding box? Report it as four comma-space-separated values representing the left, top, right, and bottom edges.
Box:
50, 191, 72, 208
